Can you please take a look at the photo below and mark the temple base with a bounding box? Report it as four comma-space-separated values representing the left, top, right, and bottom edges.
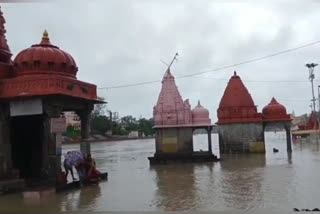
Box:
0, 178, 25, 195
148, 152, 220, 165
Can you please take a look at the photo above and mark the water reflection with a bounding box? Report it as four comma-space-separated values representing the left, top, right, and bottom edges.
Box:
150, 164, 199, 211
78, 184, 101, 210
287, 152, 292, 164
59, 184, 101, 211
219, 154, 265, 210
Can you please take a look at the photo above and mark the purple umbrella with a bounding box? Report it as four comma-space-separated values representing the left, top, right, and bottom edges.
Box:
64, 151, 84, 168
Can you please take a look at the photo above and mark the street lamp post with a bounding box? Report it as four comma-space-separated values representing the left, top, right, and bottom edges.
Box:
318, 86, 320, 114
306, 63, 318, 113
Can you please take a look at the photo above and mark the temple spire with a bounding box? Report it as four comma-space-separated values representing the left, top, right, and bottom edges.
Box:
0, 5, 11, 62
164, 52, 178, 76
40, 29, 51, 45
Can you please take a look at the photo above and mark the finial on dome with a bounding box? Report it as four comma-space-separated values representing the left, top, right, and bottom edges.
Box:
271, 97, 278, 104
40, 29, 51, 45
234, 71, 237, 76
43, 30, 48, 38
198, 100, 201, 106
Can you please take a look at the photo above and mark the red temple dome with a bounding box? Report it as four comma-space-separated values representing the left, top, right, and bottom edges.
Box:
192, 100, 211, 125
262, 97, 291, 121
217, 71, 262, 124
13, 30, 78, 78
219, 71, 255, 107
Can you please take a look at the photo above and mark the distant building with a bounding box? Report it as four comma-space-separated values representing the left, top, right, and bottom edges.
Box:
290, 113, 308, 129
128, 131, 139, 138
63, 111, 81, 130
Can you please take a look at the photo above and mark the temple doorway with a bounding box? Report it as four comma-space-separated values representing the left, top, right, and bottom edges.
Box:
193, 128, 210, 152
263, 122, 292, 154
10, 115, 44, 180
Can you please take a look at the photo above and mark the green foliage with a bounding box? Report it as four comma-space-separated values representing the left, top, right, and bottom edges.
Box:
111, 121, 127, 135
121, 115, 138, 132
89, 97, 154, 137
64, 125, 81, 138
91, 115, 111, 134
138, 118, 154, 136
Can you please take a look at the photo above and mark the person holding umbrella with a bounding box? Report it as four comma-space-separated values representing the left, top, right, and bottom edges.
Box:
64, 151, 85, 181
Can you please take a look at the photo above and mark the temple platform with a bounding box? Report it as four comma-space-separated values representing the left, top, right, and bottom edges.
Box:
0, 178, 25, 195
148, 152, 220, 165
57, 172, 108, 192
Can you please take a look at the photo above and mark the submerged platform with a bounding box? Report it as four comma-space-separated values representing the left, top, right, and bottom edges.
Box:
57, 172, 108, 192
292, 129, 319, 137
148, 152, 220, 165
0, 178, 25, 195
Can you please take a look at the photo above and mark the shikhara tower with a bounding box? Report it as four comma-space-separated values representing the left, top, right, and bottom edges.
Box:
149, 54, 217, 164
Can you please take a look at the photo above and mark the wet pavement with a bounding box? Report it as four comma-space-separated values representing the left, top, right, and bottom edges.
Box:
0, 132, 319, 212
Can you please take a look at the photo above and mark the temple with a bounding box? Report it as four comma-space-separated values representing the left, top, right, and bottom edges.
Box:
0, 6, 101, 192
217, 72, 292, 153
149, 65, 218, 164
292, 111, 319, 140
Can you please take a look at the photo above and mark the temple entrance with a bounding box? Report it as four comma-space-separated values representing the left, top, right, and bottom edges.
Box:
10, 115, 44, 180
192, 127, 213, 154
263, 122, 292, 153
193, 128, 210, 152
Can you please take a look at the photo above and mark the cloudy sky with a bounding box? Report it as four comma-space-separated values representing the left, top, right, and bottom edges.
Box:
2, 1, 320, 121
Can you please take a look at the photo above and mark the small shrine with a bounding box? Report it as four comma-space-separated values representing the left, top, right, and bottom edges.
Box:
292, 111, 319, 140
149, 54, 218, 164
262, 97, 292, 151
217, 72, 292, 153
0, 6, 101, 192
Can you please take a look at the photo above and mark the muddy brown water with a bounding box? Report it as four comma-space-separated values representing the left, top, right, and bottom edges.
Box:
0, 132, 319, 212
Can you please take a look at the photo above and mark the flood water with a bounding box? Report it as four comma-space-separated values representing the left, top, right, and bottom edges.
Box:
1, 132, 320, 212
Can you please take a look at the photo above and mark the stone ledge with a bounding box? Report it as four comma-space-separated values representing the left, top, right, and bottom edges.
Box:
0, 178, 25, 195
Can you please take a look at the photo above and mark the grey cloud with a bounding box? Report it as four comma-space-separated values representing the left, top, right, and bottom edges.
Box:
2, 1, 320, 121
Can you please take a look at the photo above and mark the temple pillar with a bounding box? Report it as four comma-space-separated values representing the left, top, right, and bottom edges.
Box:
43, 103, 62, 186
0, 103, 11, 178
77, 104, 93, 156
207, 127, 212, 153
285, 123, 292, 153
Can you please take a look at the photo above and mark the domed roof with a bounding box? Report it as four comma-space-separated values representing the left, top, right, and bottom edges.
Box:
13, 30, 78, 78
262, 97, 290, 121
219, 71, 255, 108
192, 100, 211, 125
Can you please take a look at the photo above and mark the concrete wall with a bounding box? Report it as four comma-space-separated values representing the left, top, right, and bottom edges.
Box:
155, 127, 193, 155
218, 122, 265, 153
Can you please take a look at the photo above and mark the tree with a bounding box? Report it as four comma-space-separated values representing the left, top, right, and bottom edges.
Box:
90, 97, 112, 135
64, 125, 81, 138
138, 118, 154, 136
120, 115, 139, 132
91, 115, 111, 135
91, 96, 106, 117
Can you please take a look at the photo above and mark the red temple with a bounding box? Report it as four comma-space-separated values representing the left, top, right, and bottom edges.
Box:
217, 72, 291, 124
0, 30, 97, 101
298, 112, 319, 130
0, 5, 102, 190
217, 71, 292, 153
217, 71, 262, 124
262, 97, 291, 122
